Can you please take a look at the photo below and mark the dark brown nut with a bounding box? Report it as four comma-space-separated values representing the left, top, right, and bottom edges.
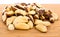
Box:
2, 13, 7, 22
6, 11, 15, 16
28, 10, 36, 15
33, 14, 39, 19
6, 16, 16, 26
49, 17, 55, 23
38, 10, 45, 16
8, 24, 15, 30
15, 9, 28, 15
28, 21, 33, 28
35, 24, 47, 32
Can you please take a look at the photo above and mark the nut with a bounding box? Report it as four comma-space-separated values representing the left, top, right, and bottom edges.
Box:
34, 19, 43, 25
35, 24, 47, 32
14, 22, 30, 29
43, 21, 51, 26
6, 11, 15, 16
28, 21, 33, 28
28, 10, 36, 15
6, 16, 16, 26
2, 13, 7, 22
15, 9, 27, 15
33, 14, 39, 19
8, 24, 15, 30
51, 12, 58, 21
13, 16, 29, 25
49, 17, 55, 23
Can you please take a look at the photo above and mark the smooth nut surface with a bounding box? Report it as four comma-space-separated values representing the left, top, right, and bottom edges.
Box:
2, 13, 7, 22
15, 9, 27, 15
28, 21, 33, 28
35, 24, 47, 32
8, 24, 15, 30
14, 23, 30, 29
6, 16, 16, 26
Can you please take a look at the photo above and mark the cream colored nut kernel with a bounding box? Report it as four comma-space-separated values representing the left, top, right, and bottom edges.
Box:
6, 11, 14, 16
28, 10, 36, 15
2, 13, 7, 22
8, 24, 15, 30
43, 21, 51, 26
6, 16, 16, 26
13, 16, 29, 25
15, 9, 27, 15
35, 24, 47, 32
14, 23, 30, 29
51, 12, 58, 21
28, 21, 33, 28
34, 19, 43, 25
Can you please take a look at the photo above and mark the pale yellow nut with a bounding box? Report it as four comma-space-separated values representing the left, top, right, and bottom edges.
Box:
2, 13, 7, 22
43, 21, 51, 26
6, 16, 16, 26
8, 24, 15, 30
35, 24, 47, 32
15, 9, 27, 15
6, 11, 14, 16
34, 19, 43, 25
28, 21, 33, 28
34, 19, 51, 26
14, 23, 30, 29
51, 12, 58, 21
13, 16, 29, 25
28, 10, 36, 15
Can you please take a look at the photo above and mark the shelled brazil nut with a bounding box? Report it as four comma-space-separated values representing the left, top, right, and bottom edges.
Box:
2, 3, 58, 33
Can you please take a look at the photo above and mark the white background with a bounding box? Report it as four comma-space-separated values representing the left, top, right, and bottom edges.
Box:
0, 0, 60, 4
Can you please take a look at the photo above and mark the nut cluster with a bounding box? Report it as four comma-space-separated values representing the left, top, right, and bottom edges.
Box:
2, 3, 58, 33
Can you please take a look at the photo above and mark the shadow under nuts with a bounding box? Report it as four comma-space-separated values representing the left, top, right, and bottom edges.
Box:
2, 3, 58, 33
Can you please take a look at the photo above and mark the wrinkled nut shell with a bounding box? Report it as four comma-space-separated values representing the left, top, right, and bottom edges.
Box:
35, 24, 47, 32
8, 24, 15, 30
14, 23, 30, 29
6, 16, 16, 26
28, 21, 33, 28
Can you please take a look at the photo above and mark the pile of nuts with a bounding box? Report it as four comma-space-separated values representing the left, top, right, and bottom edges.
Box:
2, 3, 58, 33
